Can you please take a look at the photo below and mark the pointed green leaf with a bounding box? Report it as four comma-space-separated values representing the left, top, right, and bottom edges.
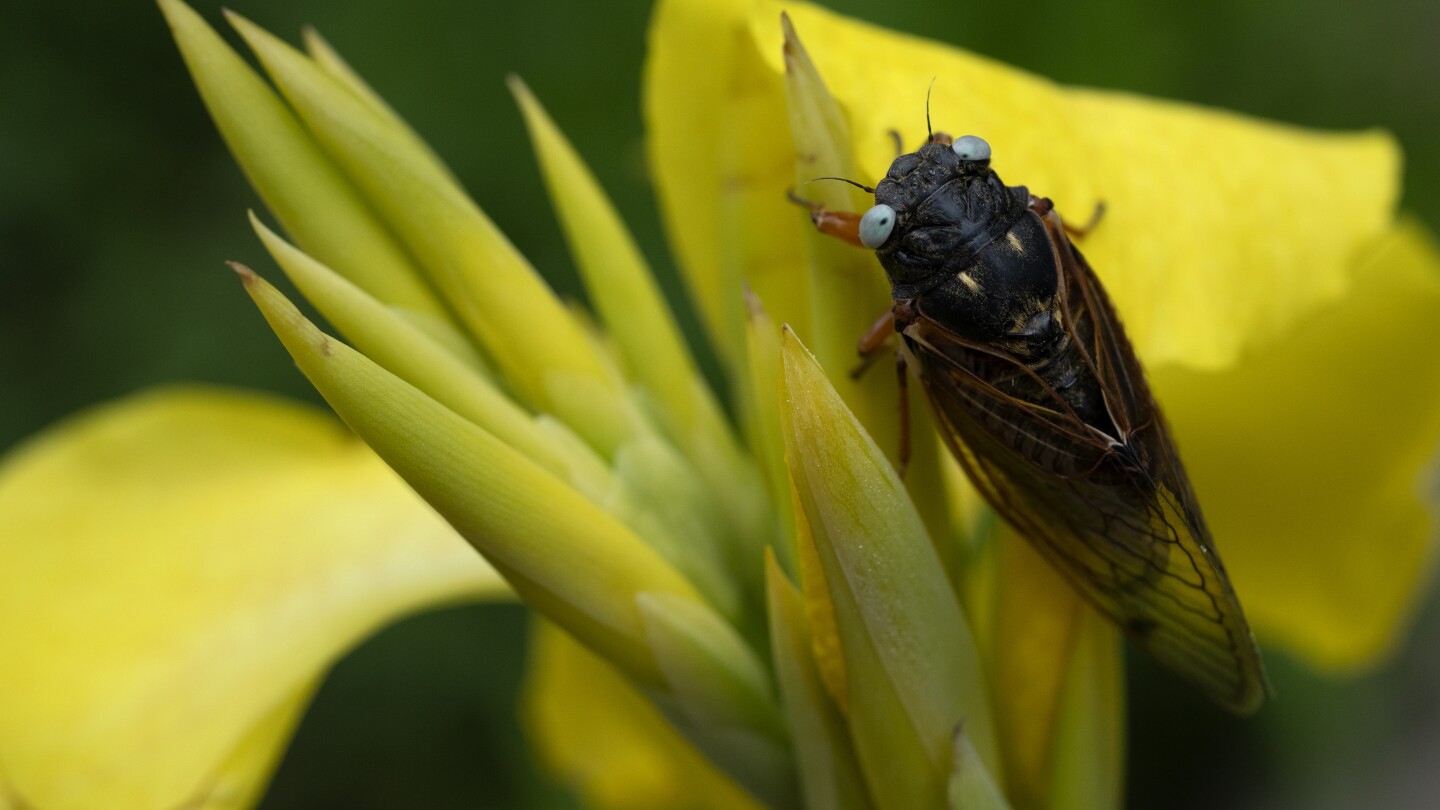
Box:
301, 24, 458, 186
227, 11, 639, 455
780, 329, 998, 808
158, 0, 445, 319
779, 13, 896, 454
510, 76, 712, 443
523, 621, 762, 810
511, 77, 774, 601
250, 213, 611, 494
238, 266, 704, 688
948, 726, 1012, 810
765, 551, 873, 810
637, 592, 796, 807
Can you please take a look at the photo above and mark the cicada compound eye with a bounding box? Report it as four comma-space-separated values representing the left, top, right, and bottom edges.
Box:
858, 203, 897, 249
952, 134, 991, 161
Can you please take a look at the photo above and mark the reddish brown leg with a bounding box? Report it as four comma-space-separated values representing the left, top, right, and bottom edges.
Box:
787, 190, 864, 247
1065, 201, 1107, 238
850, 309, 897, 379
894, 348, 911, 478
1028, 194, 1106, 239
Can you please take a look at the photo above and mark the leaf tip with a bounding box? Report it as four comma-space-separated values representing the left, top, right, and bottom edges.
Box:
227, 260, 258, 286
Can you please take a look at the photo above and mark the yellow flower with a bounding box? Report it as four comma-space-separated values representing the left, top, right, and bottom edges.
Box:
2, 1, 1437, 809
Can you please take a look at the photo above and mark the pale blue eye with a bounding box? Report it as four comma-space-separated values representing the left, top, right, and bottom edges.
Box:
952, 134, 991, 161
859, 203, 897, 249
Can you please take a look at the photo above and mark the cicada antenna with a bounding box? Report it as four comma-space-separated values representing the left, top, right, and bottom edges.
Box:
806, 176, 876, 194
926, 76, 936, 140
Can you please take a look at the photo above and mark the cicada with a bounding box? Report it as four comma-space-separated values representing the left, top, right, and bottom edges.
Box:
799, 131, 1266, 714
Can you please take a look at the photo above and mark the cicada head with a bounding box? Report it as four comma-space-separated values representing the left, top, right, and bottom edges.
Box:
862, 134, 1060, 346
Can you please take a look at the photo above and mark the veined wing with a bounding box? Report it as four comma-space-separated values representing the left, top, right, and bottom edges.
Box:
903, 236, 1266, 712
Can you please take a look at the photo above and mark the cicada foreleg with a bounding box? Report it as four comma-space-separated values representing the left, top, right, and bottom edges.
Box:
791, 191, 914, 476
786, 190, 865, 247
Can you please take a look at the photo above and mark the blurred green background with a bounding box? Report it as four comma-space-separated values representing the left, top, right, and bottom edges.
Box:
3, 0, 1438, 807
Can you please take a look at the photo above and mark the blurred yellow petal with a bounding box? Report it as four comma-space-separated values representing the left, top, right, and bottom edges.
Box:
1047, 611, 1124, 810
742, 0, 1398, 371
0, 388, 507, 810
522, 621, 760, 810
1151, 219, 1440, 668
990, 532, 1085, 808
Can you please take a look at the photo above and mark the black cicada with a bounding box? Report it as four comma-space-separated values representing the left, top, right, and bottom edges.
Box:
800, 131, 1266, 714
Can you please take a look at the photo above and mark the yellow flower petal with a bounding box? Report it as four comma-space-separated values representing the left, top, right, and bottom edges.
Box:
1150, 219, 1440, 668
1047, 611, 1124, 810
0, 388, 507, 810
986, 529, 1123, 810
646, 0, 1397, 372
742, 0, 1398, 371
522, 621, 761, 810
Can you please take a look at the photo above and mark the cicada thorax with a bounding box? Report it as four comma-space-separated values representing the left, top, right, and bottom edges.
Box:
837, 133, 1266, 714
873, 144, 1121, 475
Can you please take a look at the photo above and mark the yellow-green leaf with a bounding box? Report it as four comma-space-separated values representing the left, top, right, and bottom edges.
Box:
158, 0, 445, 319
780, 329, 997, 807
765, 551, 872, 810
636, 592, 795, 806
522, 621, 762, 810
238, 266, 704, 688
228, 11, 640, 455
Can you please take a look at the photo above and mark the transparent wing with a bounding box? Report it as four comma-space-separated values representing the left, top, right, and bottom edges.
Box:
904, 219, 1266, 714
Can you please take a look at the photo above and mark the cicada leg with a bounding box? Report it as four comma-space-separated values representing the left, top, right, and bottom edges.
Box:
894, 347, 911, 478
1028, 194, 1106, 239
786, 190, 865, 247
850, 309, 896, 379
849, 308, 913, 477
